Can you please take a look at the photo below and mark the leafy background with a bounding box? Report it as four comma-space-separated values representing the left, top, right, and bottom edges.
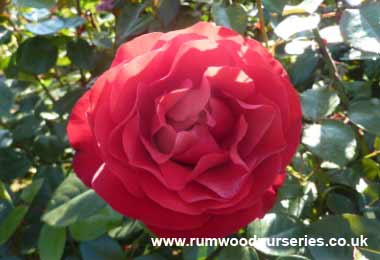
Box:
0, 0, 380, 259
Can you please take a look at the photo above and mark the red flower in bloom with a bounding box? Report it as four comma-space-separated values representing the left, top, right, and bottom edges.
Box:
67, 22, 302, 238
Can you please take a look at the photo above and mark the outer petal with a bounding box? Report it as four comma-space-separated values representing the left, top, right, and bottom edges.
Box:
111, 32, 163, 67
92, 166, 210, 230
67, 91, 103, 187
148, 189, 276, 238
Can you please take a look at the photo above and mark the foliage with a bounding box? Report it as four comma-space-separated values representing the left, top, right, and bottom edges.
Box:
0, 0, 380, 259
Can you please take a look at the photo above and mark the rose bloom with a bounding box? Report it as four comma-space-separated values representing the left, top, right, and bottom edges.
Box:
67, 22, 302, 238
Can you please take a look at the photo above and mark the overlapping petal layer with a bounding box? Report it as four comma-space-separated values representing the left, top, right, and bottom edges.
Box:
67, 22, 302, 238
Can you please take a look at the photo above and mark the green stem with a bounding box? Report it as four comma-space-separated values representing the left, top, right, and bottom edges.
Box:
35, 76, 56, 103
312, 29, 349, 107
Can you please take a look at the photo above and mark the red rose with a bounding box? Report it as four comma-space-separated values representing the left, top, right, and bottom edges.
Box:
67, 22, 302, 238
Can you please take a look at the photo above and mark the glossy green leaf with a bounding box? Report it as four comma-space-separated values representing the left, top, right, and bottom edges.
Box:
20, 178, 44, 203
301, 86, 340, 121
0, 82, 14, 116
79, 236, 125, 260
67, 39, 95, 70
0, 206, 29, 245
340, 2, 380, 54
219, 246, 259, 260
134, 254, 166, 260
69, 206, 123, 241
326, 192, 357, 214
12, 115, 41, 141
302, 120, 357, 168
38, 224, 66, 260
33, 135, 63, 163
306, 214, 380, 259
344, 81, 372, 101
182, 246, 215, 260
276, 256, 311, 260
283, 0, 323, 15
13, 0, 56, 9
22, 8, 50, 22
262, 0, 286, 13
0, 129, 12, 148
0, 181, 12, 204
116, 2, 154, 46
108, 219, 144, 240
0, 26, 12, 45
54, 87, 87, 114
0, 149, 31, 182
16, 37, 58, 74
247, 213, 305, 256
348, 98, 380, 136
157, 0, 180, 27
42, 175, 106, 227
25, 17, 85, 35
274, 14, 320, 40
290, 49, 320, 90
211, 3, 247, 34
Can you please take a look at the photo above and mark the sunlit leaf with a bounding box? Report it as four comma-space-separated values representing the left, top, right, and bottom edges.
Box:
340, 2, 380, 54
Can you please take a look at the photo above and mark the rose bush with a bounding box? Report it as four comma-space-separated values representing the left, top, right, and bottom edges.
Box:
67, 22, 302, 238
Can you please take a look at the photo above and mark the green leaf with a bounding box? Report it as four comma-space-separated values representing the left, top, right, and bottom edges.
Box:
182, 246, 215, 260
0, 81, 14, 116
13, 0, 56, 9
67, 39, 95, 70
283, 0, 323, 15
219, 246, 259, 260
33, 135, 63, 163
79, 236, 125, 260
306, 214, 380, 259
344, 81, 372, 101
157, 0, 180, 28
326, 192, 357, 214
54, 87, 87, 114
348, 98, 380, 136
0, 206, 29, 245
0, 149, 31, 182
361, 158, 380, 180
354, 247, 380, 260
25, 17, 85, 35
276, 256, 311, 260
247, 213, 305, 256
42, 174, 106, 227
289, 49, 320, 90
0, 180, 12, 204
116, 2, 154, 46
211, 4, 247, 34
0, 26, 12, 45
20, 178, 44, 203
340, 2, 380, 54
274, 14, 320, 40
22, 8, 50, 22
135, 255, 166, 260
300, 85, 340, 121
12, 115, 41, 141
69, 206, 123, 241
302, 120, 357, 168
16, 37, 58, 74
0, 129, 13, 148
108, 219, 143, 240
38, 224, 66, 260
262, 0, 286, 13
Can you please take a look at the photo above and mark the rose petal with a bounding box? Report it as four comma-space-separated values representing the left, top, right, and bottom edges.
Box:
92, 165, 209, 230
67, 91, 103, 187
112, 32, 163, 67
205, 66, 255, 100
148, 189, 275, 238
